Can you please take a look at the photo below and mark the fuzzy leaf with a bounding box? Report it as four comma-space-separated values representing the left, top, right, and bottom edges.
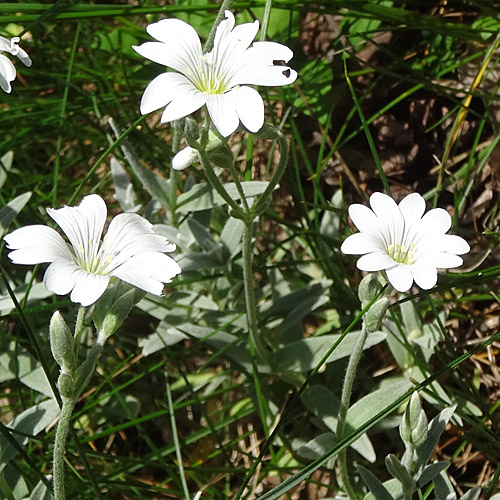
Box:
176, 181, 271, 212
359, 466, 395, 500
0, 399, 60, 473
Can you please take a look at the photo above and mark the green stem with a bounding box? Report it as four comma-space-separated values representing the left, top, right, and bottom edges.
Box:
259, 0, 273, 41
227, 159, 250, 211
242, 221, 271, 365
169, 120, 182, 224
199, 150, 240, 211
53, 397, 76, 500
166, 374, 191, 500
252, 126, 289, 217
337, 326, 369, 500
72, 306, 86, 364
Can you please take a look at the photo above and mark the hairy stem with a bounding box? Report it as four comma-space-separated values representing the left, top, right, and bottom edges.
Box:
72, 306, 86, 364
337, 326, 369, 500
242, 221, 271, 365
252, 126, 289, 217
53, 397, 76, 500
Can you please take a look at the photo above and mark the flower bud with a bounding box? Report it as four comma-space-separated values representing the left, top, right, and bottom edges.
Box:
358, 274, 383, 307
172, 147, 200, 171
49, 311, 75, 370
358, 274, 389, 332
400, 392, 428, 449
93, 281, 144, 340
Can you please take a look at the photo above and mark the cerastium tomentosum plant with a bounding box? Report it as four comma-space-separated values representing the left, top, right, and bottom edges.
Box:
4, 194, 181, 500
134, 6, 298, 369
334, 192, 470, 500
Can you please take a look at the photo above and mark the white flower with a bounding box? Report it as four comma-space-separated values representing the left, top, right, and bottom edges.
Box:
172, 146, 200, 170
0, 36, 32, 93
341, 192, 470, 292
133, 10, 297, 137
4, 194, 181, 306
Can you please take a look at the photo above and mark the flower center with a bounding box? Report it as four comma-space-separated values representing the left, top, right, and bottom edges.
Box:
191, 54, 230, 95
387, 242, 416, 265
74, 240, 112, 276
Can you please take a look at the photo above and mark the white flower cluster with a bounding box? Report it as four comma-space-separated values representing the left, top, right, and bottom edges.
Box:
3, 12, 471, 303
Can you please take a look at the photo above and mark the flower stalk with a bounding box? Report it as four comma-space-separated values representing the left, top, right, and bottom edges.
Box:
242, 220, 272, 365
53, 397, 76, 500
336, 275, 389, 499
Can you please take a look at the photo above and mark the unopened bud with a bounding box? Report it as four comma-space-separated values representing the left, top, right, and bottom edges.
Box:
400, 392, 428, 448
49, 311, 75, 370
172, 147, 201, 171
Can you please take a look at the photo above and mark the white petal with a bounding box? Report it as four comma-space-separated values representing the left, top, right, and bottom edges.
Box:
14, 45, 31, 67
230, 42, 297, 86
139, 72, 204, 116
4, 225, 72, 264
205, 93, 239, 137
0, 55, 16, 93
105, 213, 172, 254
0, 36, 11, 52
432, 234, 470, 255
160, 84, 206, 124
44, 260, 110, 305
369, 192, 398, 218
47, 194, 106, 264
227, 86, 264, 133
212, 10, 236, 50
135, 18, 202, 76
112, 252, 181, 295
417, 251, 463, 269
43, 260, 86, 296
348, 204, 379, 234
399, 193, 426, 222
410, 265, 437, 290
370, 192, 404, 247
420, 208, 451, 233
386, 265, 414, 292
357, 252, 396, 271
43, 261, 109, 307
70, 272, 110, 306
341, 232, 384, 255
230, 20, 259, 49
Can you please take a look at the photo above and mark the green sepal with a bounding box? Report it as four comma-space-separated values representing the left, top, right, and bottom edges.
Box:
57, 372, 75, 400
183, 117, 200, 142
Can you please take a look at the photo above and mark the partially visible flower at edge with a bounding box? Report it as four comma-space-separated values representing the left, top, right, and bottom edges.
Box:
133, 10, 297, 137
4, 194, 181, 306
172, 146, 200, 170
341, 192, 470, 292
0, 36, 32, 93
